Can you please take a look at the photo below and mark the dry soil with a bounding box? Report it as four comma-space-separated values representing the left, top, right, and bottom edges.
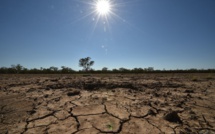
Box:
0, 73, 215, 134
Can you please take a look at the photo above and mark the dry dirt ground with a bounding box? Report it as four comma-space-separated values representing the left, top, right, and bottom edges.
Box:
0, 73, 215, 134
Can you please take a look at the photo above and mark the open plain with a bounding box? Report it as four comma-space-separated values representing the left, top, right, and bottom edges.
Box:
0, 73, 215, 134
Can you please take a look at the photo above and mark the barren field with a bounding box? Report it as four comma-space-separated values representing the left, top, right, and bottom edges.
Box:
0, 73, 215, 134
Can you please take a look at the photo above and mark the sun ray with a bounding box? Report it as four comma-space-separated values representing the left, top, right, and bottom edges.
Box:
71, 11, 95, 24
89, 14, 101, 39
73, 0, 144, 40
110, 11, 144, 34
96, 0, 111, 15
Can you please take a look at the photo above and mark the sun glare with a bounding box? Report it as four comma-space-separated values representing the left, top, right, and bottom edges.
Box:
96, 0, 111, 15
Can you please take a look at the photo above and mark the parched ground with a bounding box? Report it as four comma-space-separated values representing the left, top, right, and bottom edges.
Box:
0, 73, 215, 134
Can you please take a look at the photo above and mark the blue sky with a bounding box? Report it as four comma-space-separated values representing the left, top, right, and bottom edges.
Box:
0, 0, 215, 70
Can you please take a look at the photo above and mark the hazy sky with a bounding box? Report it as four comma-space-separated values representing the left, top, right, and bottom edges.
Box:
0, 0, 215, 70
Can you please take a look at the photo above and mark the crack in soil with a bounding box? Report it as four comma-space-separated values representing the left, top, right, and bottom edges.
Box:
1, 74, 215, 133
103, 104, 122, 121
70, 112, 80, 131
27, 111, 57, 122
146, 119, 163, 133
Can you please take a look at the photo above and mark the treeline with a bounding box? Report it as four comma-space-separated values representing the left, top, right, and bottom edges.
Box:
0, 64, 75, 74
97, 67, 215, 73
0, 64, 215, 74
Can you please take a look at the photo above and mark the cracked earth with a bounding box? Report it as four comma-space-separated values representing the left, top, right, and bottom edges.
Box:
0, 74, 215, 134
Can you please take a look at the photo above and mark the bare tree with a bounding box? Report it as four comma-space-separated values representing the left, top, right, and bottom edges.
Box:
79, 57, 94, 71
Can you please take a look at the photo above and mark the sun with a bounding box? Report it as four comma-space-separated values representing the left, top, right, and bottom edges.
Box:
96, 0, 111, 15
